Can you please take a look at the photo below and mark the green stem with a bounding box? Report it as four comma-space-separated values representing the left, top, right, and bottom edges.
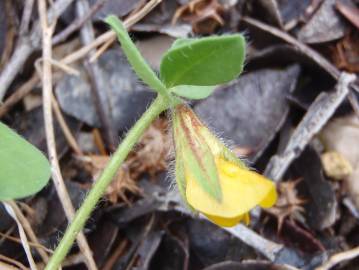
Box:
45, 95, 169, 270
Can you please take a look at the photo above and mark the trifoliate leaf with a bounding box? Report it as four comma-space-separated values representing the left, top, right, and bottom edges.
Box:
160, 34, 246, 87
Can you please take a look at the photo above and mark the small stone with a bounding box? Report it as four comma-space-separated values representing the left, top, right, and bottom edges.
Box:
77, 132, 97, 154
321, 151, 353, 180
195, 65, 300, 161
297, 0, 345, 43
55, 49, 155, 132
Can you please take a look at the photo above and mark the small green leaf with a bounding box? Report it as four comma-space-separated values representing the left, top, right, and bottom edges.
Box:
160, 34, 246, 87
170, 85, 216, 100
105, 15, 168, 96
170, 38, 196, 49
0, 122, 51, 200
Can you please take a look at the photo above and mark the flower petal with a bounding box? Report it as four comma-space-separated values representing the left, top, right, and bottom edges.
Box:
186, 158, 277, 219
205, 212, 250, 227
259, 184, 277, 208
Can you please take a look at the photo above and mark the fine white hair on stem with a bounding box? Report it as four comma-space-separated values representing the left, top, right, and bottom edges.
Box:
165, 159, 177, 191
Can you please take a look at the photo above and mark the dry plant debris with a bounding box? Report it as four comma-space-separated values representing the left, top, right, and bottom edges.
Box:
331, 30, 359, 73
266, 179, 306, 232
172, 0, 225, 34
84, 119, 171, 204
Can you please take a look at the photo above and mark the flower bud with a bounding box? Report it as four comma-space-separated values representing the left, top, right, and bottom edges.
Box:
172, 105, 277, 227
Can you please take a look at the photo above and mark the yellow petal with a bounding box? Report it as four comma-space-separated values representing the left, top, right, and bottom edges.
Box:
259, 184, 277, 208
205, 212, 250, 227
186, 158, 277, 220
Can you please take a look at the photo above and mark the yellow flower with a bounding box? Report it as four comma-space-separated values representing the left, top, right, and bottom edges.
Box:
173, 105, 277, 227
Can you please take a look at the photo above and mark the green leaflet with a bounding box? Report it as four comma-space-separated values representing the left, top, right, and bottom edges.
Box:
105, 16, 168, 96
106, 16, 245, 102
170, 38, 197, 49
170, 85, 216, 100
160, 34, 246, 87
0, 122, 51, 200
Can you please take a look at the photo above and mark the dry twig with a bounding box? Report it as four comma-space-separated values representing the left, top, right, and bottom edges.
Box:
0, 74, 39, 118
0, 254, 28, 270
265, 73, 356, 181
51, 93, 83, 156
316, 246, 359, 270
140, 182, 302, 267
101, 240, 128, 270
242, 16, 340, 79
19, 0, 35, 35
7, 201, 49, 263
0, 231, 53, 254
37, 0, 97, 269
239, 17, 359, 181
3, 202, 37, 270
76, 0, 117, 151
0, 0, 162, 123
52, 0, 107, 45
60, 0, 162, 65
0, 0, 74, 101
242, 16, 359, 98
0, 0, 162, 124
225, 224, 283, 261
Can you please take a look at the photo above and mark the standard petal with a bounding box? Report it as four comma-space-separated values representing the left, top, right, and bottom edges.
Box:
186, 158, 277, 219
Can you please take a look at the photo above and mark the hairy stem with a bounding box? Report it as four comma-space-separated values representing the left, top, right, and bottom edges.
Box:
45, 95, 170, 270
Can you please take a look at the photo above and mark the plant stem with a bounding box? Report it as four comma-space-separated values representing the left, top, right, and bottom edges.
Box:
45, 95, 169, 270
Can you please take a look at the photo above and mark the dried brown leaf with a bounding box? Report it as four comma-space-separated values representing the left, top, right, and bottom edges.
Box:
331, 30, 359, 73
172, 0, 225, 34
266, 179, 306, 232
82, 119, 171, 204
336, 0, 359, 30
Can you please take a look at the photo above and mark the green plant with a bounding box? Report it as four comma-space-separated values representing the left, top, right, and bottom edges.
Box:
45, 15, 248, 269
0, 122, 51, 200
